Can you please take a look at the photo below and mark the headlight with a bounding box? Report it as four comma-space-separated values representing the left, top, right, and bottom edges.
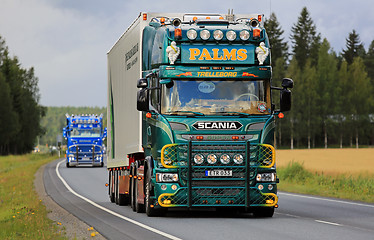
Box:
240, 30, 250, 41
68, 154, 75, 161
200, 29, 210, 40
194, 154, 204, 164
233, 154, 243, 164
226, 30, 236, 41
220, 154, 230, 164
187, 29, 197, 40
256, 173, 276, 182
156, 173, 179, 182
213, 30, 223, 40
207, 154, 217, 164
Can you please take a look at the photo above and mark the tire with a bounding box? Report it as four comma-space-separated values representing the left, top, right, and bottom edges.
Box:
130, 166, 136, 212
99, 161, 104, 167
109, 171, 115, 203
66, 161, 70, 168
253, 207, 275, 218
145, 169, 166, 217
114, 170, 119, 205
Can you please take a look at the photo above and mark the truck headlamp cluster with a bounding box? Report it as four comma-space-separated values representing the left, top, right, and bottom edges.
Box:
200, 29, 210, 40
68, 154, 75, 161
156, 173, 179, 182
193, 153, 244, 165
187, 29, 197, 40
226, 30, 236, 41
213, 30, 224, 40
256, 173, 276, 182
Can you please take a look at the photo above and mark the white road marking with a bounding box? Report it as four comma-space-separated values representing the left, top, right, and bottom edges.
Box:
315, 220, 341, 226
279, 192, 374, 208
55, 160, 182, 240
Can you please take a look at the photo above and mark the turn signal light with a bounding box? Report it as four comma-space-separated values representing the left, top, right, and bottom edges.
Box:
146, 112, 152, 118
232, 136, 239, 140
278, 112, 284, 119
253, 29, 261, 38
196, 136, 204, 140
174, 28, 182, 40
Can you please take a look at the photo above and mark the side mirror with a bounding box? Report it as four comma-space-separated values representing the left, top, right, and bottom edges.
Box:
280, 89, 292, 112
137, 78, 148, 88
281, 78, 294, 89
137, 88, 149, 111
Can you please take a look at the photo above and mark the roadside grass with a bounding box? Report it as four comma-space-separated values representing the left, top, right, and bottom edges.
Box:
277, 161, 374, 203
0, 154, 65, 240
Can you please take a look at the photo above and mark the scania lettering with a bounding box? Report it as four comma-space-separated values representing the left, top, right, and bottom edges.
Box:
107, 12, 293, 217
63, 114, 107, 167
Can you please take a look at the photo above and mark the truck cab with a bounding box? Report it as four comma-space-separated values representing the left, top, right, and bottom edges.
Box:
63, 114, 107, 167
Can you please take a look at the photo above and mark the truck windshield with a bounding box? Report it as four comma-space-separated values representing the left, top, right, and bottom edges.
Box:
70, 127, 101, 138
161, 79, 271, 115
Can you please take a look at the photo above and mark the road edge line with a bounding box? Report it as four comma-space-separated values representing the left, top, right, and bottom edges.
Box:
56, 160, 182, 240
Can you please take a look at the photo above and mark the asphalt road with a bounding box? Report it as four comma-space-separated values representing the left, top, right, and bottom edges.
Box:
44, 158, 374, 240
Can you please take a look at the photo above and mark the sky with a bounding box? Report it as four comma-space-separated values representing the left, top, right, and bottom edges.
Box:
0, 0, 373, 107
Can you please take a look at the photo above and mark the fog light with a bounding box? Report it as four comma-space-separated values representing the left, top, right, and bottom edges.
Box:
266, 199, 274, 204
161, 184, 167, 190
268, 184, 273, 190
171, 184, 177, 190
258, 184, 264, 190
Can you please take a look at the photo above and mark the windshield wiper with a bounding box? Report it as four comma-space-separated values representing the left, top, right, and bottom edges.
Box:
166, 111, 205, 116
213, 111, 251, 117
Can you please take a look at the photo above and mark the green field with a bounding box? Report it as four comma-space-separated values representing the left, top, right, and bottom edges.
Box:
276, 148, 374, 203
0, 154, 65, 240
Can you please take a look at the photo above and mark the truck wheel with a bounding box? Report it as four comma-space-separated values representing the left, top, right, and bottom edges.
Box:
66, 161, 70, 168
99, 161, 104, 167
130, 166, 136, 212
145, 170, 166, 217
253, 207, 274, 218
109, 171, 115, 203
114, 170, 119, 205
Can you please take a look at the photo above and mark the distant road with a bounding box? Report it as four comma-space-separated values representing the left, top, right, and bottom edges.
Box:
44, 158, 374, 240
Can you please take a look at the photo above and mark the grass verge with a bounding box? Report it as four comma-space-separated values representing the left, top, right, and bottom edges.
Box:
277, 161, 374, 203
0, 154, 66, 239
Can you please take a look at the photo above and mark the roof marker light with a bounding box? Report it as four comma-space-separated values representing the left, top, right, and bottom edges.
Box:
143, 14, 147, 21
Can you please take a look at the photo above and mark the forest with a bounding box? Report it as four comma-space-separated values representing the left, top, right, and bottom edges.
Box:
265, 7, 374, 148
1, 6, 373, 154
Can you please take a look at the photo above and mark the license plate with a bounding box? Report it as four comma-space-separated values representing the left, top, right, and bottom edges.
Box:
82, 157, 90, 161
205, 170, 232, 177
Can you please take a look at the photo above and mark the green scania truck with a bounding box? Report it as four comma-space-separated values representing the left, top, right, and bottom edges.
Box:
107, 12, 293, 217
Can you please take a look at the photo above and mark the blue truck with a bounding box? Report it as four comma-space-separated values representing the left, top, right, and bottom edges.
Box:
63, 114, 107, 167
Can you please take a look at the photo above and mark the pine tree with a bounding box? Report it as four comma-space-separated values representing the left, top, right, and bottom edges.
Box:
264, 12, 288, 65
347, 57, 372, 148
317, 39, 338, 148
342, 30, 366, 65
290, 7, 321, 68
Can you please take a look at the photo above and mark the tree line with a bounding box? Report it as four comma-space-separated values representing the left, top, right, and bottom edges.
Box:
0, 36, 45, 155
266, 7, 374, 149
